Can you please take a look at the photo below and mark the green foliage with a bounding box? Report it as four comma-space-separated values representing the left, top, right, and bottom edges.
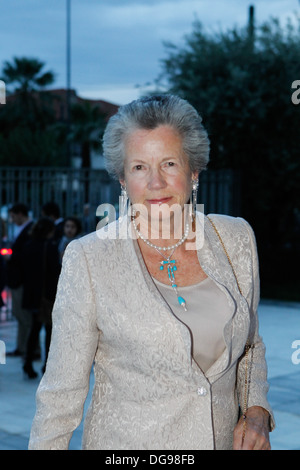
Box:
0, 127, 66, 166
158, 15, 300, 298
0, 57, 107, 168
0, 57, 66, 166
70, 101, 107, 167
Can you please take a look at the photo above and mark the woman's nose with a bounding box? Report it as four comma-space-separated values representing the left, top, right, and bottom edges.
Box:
147, 169, 167, 190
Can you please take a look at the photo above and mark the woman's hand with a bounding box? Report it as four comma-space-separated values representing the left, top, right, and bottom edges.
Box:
233, 406, 271, 450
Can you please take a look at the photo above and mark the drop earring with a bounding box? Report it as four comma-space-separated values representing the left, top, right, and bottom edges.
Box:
190, 178, 199, 218
119, 184, 128, 219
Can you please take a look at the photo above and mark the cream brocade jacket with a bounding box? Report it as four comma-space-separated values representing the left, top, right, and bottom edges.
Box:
29, 213, 274, 450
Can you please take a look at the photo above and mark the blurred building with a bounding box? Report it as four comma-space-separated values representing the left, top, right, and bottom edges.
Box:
46, 88, 118, 123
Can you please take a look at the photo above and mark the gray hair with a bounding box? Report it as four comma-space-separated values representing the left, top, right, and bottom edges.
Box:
103, 94, 210, 181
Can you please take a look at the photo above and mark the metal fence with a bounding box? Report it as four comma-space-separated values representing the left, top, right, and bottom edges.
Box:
0, 167, 121, 238
198, 168, 241, 217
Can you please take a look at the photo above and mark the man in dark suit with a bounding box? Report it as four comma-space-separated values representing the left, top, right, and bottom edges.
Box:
6, 203, 34, 357
41, 202, 64, 242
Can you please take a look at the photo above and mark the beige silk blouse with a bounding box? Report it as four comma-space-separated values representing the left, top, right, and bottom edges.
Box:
153, 276, 232, 374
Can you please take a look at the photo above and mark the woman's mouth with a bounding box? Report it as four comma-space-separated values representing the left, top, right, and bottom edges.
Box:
146, 197, 172, 205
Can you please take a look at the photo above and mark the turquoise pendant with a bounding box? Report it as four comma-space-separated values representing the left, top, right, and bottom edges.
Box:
177, 296, 187, 309
160, 259, 187, 311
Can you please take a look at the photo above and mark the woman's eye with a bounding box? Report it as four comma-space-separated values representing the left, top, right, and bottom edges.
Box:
164, 161, 175, 168
134, 164, 143, 170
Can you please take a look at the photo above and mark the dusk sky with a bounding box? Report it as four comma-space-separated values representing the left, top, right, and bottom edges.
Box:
1, 0, 299, 105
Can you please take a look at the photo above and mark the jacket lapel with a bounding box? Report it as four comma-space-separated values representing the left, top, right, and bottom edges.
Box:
196, 214, 251, 381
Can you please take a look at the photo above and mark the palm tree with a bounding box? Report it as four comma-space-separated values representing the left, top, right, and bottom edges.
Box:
0, 57, 65, 166
1, 57, 55, 129
1, 57, 54, 94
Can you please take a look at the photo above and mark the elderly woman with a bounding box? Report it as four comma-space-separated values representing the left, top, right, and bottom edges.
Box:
29, 95, 274, 450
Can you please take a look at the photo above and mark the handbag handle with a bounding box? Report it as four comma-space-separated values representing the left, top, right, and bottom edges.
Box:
207, 216, 253, 440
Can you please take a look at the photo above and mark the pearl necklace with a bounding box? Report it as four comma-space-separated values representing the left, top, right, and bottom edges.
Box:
131, 218, 190, 251
132, 217, 190, 311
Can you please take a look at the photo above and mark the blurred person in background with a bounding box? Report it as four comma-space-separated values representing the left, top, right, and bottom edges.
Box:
21, 218, 61, 379
0, 254, 5, 309
58, 217, 82, 261
0, 216, 8, 309
82, 203, 93, 235
0, 216, 8, 247
6, 203, 34, 357
41, 202, 64, 242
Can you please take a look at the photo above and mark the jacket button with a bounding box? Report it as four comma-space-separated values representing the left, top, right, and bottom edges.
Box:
197, 386, 207, 396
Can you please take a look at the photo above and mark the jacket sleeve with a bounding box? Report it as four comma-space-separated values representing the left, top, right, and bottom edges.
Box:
28, 239, 99, 450
236, 219, 275, 430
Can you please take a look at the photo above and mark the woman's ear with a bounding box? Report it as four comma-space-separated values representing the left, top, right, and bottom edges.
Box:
191, 171, 199, 183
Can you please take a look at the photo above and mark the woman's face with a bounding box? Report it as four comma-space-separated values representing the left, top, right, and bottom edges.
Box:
64, 220, 78, 239
121, 125, 197, 225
